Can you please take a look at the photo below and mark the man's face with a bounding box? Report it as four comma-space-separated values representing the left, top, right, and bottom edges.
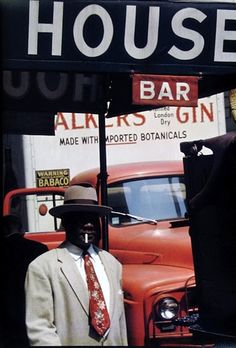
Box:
62, 212, 101, 250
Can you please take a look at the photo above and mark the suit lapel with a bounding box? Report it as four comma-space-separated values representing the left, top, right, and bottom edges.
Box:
56, 247, 89, 315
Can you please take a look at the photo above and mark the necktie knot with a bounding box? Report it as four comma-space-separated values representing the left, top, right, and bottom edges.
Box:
82, 250, 89, 258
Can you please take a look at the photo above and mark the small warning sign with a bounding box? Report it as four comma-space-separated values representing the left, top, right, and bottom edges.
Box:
36, 169, 70, 188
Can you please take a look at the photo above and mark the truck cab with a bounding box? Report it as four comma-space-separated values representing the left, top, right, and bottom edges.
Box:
71, 161, 198, 346
3, 161, 199, 346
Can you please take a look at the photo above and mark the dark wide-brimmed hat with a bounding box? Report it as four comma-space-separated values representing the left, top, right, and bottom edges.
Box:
49, 185, 112, 218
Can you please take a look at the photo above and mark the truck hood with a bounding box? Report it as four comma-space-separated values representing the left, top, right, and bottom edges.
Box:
109, 221, 194, 269
122, 263, 194, 301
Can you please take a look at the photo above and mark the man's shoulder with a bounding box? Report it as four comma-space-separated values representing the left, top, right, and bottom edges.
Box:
30, 245, 70, 262
96, 246, 121, 265
28, 247, 58, 268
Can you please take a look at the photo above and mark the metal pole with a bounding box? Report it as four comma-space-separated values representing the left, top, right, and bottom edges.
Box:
98, 110, 109, 251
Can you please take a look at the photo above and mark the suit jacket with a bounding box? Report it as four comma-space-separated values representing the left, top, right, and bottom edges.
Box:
25, 242, 128, 346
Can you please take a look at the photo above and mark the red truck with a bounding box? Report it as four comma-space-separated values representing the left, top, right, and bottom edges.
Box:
3, 160, 202, 347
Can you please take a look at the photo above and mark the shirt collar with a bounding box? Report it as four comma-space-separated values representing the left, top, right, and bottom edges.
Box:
87, 245, 97, 260
65, 241, 96, 260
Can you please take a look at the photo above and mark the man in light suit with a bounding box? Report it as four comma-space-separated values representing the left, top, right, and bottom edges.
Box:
25, 185, 128, 346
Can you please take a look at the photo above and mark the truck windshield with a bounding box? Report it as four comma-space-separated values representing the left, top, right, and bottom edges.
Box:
108, 176, 186, 226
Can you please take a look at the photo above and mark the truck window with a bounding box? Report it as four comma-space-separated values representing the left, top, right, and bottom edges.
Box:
9, 193, 64, 233
108, 175, 187, 226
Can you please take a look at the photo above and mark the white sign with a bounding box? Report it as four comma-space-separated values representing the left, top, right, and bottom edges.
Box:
25, 93, 226, 184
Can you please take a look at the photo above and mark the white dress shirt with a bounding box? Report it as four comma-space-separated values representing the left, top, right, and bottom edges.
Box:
66, 241, 111, 313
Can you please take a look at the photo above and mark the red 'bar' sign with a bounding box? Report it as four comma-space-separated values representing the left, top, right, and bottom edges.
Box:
132, 74, 199, 107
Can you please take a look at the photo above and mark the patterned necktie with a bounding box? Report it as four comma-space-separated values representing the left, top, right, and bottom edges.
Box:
83, 251, 110, 336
